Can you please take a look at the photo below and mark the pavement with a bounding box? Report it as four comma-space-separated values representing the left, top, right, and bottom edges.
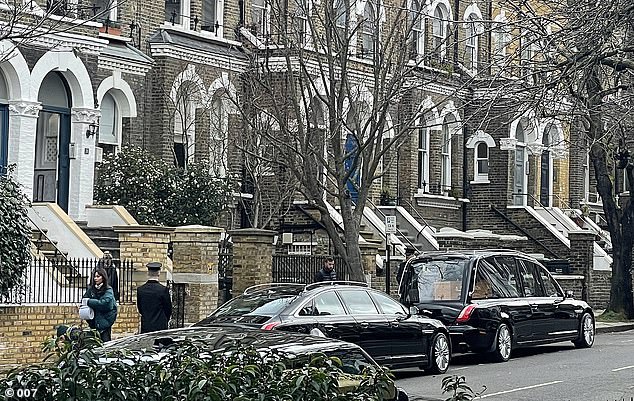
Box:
595, 320, 634, 333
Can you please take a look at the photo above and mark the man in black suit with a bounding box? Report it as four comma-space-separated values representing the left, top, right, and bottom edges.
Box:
136, 262, 172, 333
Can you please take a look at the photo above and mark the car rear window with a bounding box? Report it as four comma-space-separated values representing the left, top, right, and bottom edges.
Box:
213, 293, 297, 318
407, 258, 468, 302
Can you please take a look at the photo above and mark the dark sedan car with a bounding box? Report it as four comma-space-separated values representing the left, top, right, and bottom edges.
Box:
102, 324, 410, 400
195, 282, 451, 373
398, 250, 595, 362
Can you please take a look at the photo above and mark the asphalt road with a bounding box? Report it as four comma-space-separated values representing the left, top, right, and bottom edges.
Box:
394, 330, 634, 401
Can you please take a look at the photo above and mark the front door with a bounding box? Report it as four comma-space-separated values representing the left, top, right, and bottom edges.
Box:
540, 149, 550, 206
33, 108, 71, 212
513, 146, 526, 205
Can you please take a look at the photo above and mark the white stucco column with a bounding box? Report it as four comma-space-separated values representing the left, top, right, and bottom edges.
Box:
8, 100, 41, 201
69, 107, 100, 221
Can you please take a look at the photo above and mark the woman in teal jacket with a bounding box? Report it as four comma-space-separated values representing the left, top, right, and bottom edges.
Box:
83, 267, 118, 342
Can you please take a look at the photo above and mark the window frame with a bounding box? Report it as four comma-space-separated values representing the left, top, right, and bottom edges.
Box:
440, 120, 451, 194
432, 4, 448, 61
464, 15, 478, 71
409, 0, 424, 59
251, 0, 270, 38
474, 141, 489, 182
417, 123, 429, 193
165, 0, 191, 27
360, 1, 376, 58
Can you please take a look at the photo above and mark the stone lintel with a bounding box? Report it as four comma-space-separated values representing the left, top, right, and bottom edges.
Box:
229, 228, 277, 243
171, 272, 219, 283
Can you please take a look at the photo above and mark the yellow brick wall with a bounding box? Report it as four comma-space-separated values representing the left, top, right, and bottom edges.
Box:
0, 304, 139, 370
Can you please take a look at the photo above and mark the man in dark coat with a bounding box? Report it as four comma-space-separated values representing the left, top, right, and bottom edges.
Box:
136, 262, 172, 333
314, 256, 337, 282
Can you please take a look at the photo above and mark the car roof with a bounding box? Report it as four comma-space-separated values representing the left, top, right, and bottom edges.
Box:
104, 323, 364, 354
242, 281, 371, 298
410, 249, 540, 262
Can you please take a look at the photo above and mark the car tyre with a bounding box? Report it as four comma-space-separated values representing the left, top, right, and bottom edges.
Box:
573, 312, 595, 348
427, 332, 450, 374
491, 323, 512, 362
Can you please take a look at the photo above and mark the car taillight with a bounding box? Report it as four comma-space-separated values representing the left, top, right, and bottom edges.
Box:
456, 305, 477, 323
261, 322, 280, 330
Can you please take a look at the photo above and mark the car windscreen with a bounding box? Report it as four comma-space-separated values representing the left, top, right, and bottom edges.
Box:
204, 292, 298, 323
406, 257, 468, 302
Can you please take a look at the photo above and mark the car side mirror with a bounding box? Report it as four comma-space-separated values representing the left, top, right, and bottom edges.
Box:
408, 306, 420, 316
564, 290, 574, 299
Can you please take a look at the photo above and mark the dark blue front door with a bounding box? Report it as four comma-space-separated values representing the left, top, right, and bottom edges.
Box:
0, 104, 8, 172
344, 134, 360, 202
34, 107, 71, 212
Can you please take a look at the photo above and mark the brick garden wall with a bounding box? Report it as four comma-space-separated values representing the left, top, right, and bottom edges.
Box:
0, 304, 138, 370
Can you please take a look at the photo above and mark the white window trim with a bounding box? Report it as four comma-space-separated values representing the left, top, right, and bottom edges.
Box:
440, 122, 451, 194
200, 0, 224, 37
166, 0, 191, 28
252, 0, 271, 38
210, 94, 229, 178
409, 0, 425, 60
473, 142, 489, 183
417, 123, 429, 193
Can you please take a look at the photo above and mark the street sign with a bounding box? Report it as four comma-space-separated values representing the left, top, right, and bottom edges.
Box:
385, 215, 397, 234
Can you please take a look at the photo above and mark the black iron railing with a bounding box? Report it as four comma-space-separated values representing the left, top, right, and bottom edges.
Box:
272, 254, 348, 284
167, 280, 187, 328
0, 257, 134, 305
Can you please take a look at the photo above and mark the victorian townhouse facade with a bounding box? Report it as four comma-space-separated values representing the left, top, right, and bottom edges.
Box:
0, 0, 613, 292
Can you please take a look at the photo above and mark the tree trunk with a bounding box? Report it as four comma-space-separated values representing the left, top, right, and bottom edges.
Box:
608, 244, 634, 317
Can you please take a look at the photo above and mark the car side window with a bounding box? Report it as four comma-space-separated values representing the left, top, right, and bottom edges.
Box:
338, 290, 379, 315
472, 258, 519, 299
312, 291, 347, 316
517, 260, 544, 297
370, 292, 407, 315
538, 267, 562, 297
492, 257, 520, 297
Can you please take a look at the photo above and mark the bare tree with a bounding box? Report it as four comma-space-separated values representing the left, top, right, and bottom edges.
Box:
232, 0, 465, 280
475, 0, 634, 317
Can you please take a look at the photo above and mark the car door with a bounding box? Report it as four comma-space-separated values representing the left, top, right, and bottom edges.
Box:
336, 289, 391, 365
311, 290, 360, 344
517, 259, 553, 341
536, 265, 579, 339
370, 290, 427, 364
489, 256, 533, 344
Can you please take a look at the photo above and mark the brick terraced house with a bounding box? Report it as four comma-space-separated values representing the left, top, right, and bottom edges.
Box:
0, 0, 616, 305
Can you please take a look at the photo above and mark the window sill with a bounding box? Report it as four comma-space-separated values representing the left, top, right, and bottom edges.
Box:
470, 179, 490, 184
160, 23, 242, 47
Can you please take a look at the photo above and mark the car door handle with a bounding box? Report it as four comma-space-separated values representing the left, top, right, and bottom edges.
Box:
322, 324, 335, 331
390, 321, 399, 328
530, 304, 539, 311
358, 322, 369, 328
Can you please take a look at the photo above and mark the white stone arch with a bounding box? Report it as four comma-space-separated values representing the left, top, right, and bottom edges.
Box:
357, 0, 386, 23
170, 64, 208, 106
208, 74, 238, 113
428, 0, 453, 20
509, 110, 538, 144
0, 41, 30, 100
31, 50, 94, 108
463, 3, 484, 33
208, 75, 237, 178
466, 130, 495, 148
96, 72, 137, 118
416, 95, 441, 129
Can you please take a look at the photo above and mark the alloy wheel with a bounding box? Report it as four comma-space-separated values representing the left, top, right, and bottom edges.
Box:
582, 314, 595, 346
497, 324, 511, 360
434, 334, 450, 373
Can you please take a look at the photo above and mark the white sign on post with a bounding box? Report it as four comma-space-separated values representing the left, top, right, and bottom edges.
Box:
385, 216, 397, 234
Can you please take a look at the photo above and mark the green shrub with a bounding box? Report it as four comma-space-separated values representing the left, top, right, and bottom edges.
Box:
94, 146, 229, 227
0, 339, 394, 401
0, 169, 31, 299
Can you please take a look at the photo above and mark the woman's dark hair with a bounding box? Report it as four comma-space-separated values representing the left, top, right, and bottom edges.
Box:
92, 267, 110, 291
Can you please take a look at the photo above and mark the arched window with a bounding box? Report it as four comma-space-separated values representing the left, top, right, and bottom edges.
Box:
417, 123, 429, 192
409, 0, 424, 59
475, 142, 488, 180
360, 1, 376, 57
0, 72, 8, 171
174, 83, 197, 168
513, 123, 527, 205
98, 92, 120, 156
432, 4, 449, 61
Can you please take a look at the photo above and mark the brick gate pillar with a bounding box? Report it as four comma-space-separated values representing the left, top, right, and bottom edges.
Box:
114, 225, 174, 292
229, 229, 276, 294
171, 225, 223, 324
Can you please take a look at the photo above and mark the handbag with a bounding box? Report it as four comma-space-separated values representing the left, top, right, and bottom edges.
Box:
79, 305, 95, 320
